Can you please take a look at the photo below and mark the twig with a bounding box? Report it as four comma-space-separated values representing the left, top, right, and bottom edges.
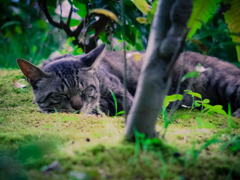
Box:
67, 4, 73, 26
121, 0, 128, 121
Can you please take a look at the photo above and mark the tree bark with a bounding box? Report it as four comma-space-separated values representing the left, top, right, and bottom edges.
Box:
125, 0, 192, 140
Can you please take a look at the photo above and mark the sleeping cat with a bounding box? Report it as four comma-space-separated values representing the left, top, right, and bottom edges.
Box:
17, 44, 240, 117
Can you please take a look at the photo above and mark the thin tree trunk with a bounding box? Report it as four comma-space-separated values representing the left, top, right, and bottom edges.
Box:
125, 0, 192, 140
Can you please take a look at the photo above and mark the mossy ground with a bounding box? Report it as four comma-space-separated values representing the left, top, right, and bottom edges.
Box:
0, 69, 240, 180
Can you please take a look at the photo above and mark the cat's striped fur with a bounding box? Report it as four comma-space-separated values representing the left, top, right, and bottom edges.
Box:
17, 44, 240, 117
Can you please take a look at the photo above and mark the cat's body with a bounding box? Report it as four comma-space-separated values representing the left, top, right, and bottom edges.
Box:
17, 44, 240, 117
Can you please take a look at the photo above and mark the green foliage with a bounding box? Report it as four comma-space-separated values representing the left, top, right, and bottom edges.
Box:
1, 0, 239, 68
187, 0, 221, 38
0, 1, 61, 68
195, 117, 216, 128
128, 0, 240, 63
186, 0, 240, 61
109, 89, 125, 116
60, 37, 84, 55
186, 13, 239, 64
223, 0, 240, 61
181, 71, 199, 82
69, 19, 81, 27
184, 90, 228, 116
73, 0, 87, 18
163, 94, 183, 109
147, 0, 159, 24
221, 134, 240, 155
46, 0, 57, 8
71, 0, 149, 50
184, 90, 202, 99
132, 0, 239, 62
162, 94, 183, 136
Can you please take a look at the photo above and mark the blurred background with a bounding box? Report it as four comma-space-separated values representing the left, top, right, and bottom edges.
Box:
0, 0, 238, 68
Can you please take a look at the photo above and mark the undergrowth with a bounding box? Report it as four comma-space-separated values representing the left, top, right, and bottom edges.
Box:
0, 69, 240, 180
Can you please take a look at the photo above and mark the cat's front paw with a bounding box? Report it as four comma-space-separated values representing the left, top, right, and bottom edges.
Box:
89, 108, 104, 116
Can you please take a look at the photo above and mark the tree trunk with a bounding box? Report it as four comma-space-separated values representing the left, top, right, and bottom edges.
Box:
125, 0, 192, 140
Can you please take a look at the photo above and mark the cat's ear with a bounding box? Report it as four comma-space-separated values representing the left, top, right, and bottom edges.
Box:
80, 44, 106, 70
17, 59, 48, 83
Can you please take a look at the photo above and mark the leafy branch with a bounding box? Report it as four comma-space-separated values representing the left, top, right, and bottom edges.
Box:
37, 0, 109, 53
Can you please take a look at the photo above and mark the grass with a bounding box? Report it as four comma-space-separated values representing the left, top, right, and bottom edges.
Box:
1, 69, 240, 180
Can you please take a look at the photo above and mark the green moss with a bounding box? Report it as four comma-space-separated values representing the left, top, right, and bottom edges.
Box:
1, 69, 240, 180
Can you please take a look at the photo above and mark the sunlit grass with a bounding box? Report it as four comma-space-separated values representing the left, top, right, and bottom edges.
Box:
1, 69, 240, 179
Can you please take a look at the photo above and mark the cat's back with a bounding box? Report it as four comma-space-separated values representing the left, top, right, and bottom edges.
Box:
40, 54, 77, 68
101, 50, 143, 76
173, 51, 240, 109
177, 51, 240, 73
100, 51, 144, 95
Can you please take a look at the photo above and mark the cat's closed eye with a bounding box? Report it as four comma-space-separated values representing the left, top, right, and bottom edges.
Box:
84, 86, 96, 101
50, 93, 69, 103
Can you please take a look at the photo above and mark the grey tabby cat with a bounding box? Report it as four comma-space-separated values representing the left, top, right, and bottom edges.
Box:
17, 44, 240, 117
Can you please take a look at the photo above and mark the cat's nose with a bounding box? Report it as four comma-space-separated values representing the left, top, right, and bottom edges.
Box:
70, 96, 83, 110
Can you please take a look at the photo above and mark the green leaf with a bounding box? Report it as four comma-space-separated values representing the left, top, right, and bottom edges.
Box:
187, 0, 221, 38
163, 94, 183, 108
99, 31, 108, 43
162, 108, 169, 129
228, 103, 232, 128
184, 90, 202, 99
73, 0, 88, 4
227, 103, 238, 129
73, 110, 80, 114
208, 105, 227, 116
73, 1, 87, 18
14, 26, 22, 34
67, 37, 75, 43
202, 104, 213, 109
0, 0, 11, 4
202, 99, 210, 104
207, 111, 214, 115
194, 102, 201, 107
223, 0, 240, 61
116, 111, 125, 115
1, 21, 21, 29
132, 0, 150, 14
46, 0, 57, 8
109, 89, 118, 116
70, 19, 81, 27
146, 0, 159, 23
181, 71, 199, 82
89, 9, 121, 25
34, 19, 48, 29
199, 138, 219, 150
30, 45, 38, 54
76, 48, 83, 54
182, 114, 190, 119
136, 17, 149, 24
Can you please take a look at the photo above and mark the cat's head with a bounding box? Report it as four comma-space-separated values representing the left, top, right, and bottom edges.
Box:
17, 44, 106, 114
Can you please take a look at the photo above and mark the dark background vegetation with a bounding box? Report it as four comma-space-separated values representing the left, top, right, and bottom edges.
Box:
0, 0, 238, 68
